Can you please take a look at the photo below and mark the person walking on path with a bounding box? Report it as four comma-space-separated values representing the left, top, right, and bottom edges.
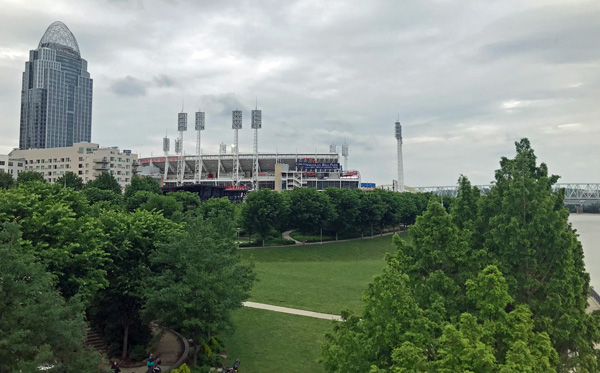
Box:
111, 361, 121, 373
146, 354, 155, 372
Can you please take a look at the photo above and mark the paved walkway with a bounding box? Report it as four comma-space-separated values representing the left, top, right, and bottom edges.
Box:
241, 229, 404, 250
282, 230, 302, 244
116, 328, 182, 373
243, 301, 342, 321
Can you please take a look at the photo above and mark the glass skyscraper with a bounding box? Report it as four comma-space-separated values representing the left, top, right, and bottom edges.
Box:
19, 21, 93, 149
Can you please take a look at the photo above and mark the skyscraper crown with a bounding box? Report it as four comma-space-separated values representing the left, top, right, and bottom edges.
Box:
38, 21, 80, 57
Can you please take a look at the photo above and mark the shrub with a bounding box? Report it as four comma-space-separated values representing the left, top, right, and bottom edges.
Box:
129, 344, 147, 361
171, 364, 191, 373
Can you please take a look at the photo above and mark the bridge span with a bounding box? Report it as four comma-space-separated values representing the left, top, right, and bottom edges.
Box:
411, 183, 600, 204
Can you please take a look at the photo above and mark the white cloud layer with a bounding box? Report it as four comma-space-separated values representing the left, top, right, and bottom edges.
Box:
0, 0, 599, 186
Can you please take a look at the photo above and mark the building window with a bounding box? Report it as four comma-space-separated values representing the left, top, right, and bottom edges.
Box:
8, 162, 12, 166
0, 161, 4, 165
78, 147, 83, 154
78, 171, 83, 175
79, 157, 84, 161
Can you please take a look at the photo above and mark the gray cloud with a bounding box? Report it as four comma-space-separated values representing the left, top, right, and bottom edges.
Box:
110, 76, 147, 97
153, 74, 175, 87
1, 0, 600, 186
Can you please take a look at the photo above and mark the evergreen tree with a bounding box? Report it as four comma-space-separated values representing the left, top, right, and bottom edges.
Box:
476, 139, 597, 369
321, 139, 598, 372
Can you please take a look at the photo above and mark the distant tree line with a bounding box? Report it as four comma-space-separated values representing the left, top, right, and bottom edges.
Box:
240, 187, 431, 246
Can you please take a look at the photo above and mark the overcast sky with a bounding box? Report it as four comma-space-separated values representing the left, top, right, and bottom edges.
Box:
1, 0, 599, 186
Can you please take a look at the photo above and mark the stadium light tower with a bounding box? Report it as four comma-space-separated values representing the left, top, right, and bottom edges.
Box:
251, 105, 262, 190
177, 111, 187, 186
232, 109, 242, 185
162, 133, 170, 185
342, 142, 349, 170
395, 117, 405, 192
194, 110, 205, 183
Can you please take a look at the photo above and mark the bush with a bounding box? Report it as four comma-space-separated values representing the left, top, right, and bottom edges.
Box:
129, 344, 147, 361
171, 363, 191, 373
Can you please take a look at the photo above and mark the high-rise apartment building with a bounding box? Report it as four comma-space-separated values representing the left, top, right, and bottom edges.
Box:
19, 21, 93, 150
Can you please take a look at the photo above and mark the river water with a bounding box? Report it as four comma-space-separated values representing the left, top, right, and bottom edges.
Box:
569, 214, 600, 290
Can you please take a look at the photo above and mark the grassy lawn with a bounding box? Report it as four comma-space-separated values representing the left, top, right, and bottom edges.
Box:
223, 307, 330, 373
241, 233, 407, 314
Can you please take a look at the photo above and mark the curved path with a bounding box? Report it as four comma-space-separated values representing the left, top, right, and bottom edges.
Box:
242, 229, 404, 250
117, 329, 182, 372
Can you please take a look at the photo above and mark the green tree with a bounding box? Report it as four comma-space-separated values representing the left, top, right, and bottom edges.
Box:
241, 189, 288, 246
0, 223, 104, 372
450, 175, 480, 230
124, 175, 162, 199
86, 171, 121, 194
167, 191, 201, 213
140, 194, 184, 219
288, 187, 335, 241
475, 139, 597, 369
0, 172, 14, 189
16, 170, 45, 184
89, 209, 181, 359
396, 192, 418, 227
321, 139, 590, 372
358, 191, 386, 238
324, 187, 361, 240
0, 182, 108, 299
82, 186, 124, 209
198, 196, 236, 220
142, 214, 255, 366
374, 189, 402, 234
56, 171, 84, 190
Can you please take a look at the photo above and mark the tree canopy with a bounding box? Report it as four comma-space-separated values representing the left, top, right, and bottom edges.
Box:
321, 139, 599, 372
56, 171, 84, 190
0, 223, 104, 372
86, 172, 121, 194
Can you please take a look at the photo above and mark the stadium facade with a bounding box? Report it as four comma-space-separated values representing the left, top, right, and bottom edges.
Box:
139, 152, 361, 191
19, 21, 93, 150
139, 108, 362, 191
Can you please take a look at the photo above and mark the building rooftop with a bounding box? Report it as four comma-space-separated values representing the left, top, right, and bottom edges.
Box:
38, 21, 80, 57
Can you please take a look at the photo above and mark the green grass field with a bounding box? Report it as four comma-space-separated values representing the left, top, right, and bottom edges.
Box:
226, 233, 408, 372
241, 233, 406, 315
223, 307, 330, 373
